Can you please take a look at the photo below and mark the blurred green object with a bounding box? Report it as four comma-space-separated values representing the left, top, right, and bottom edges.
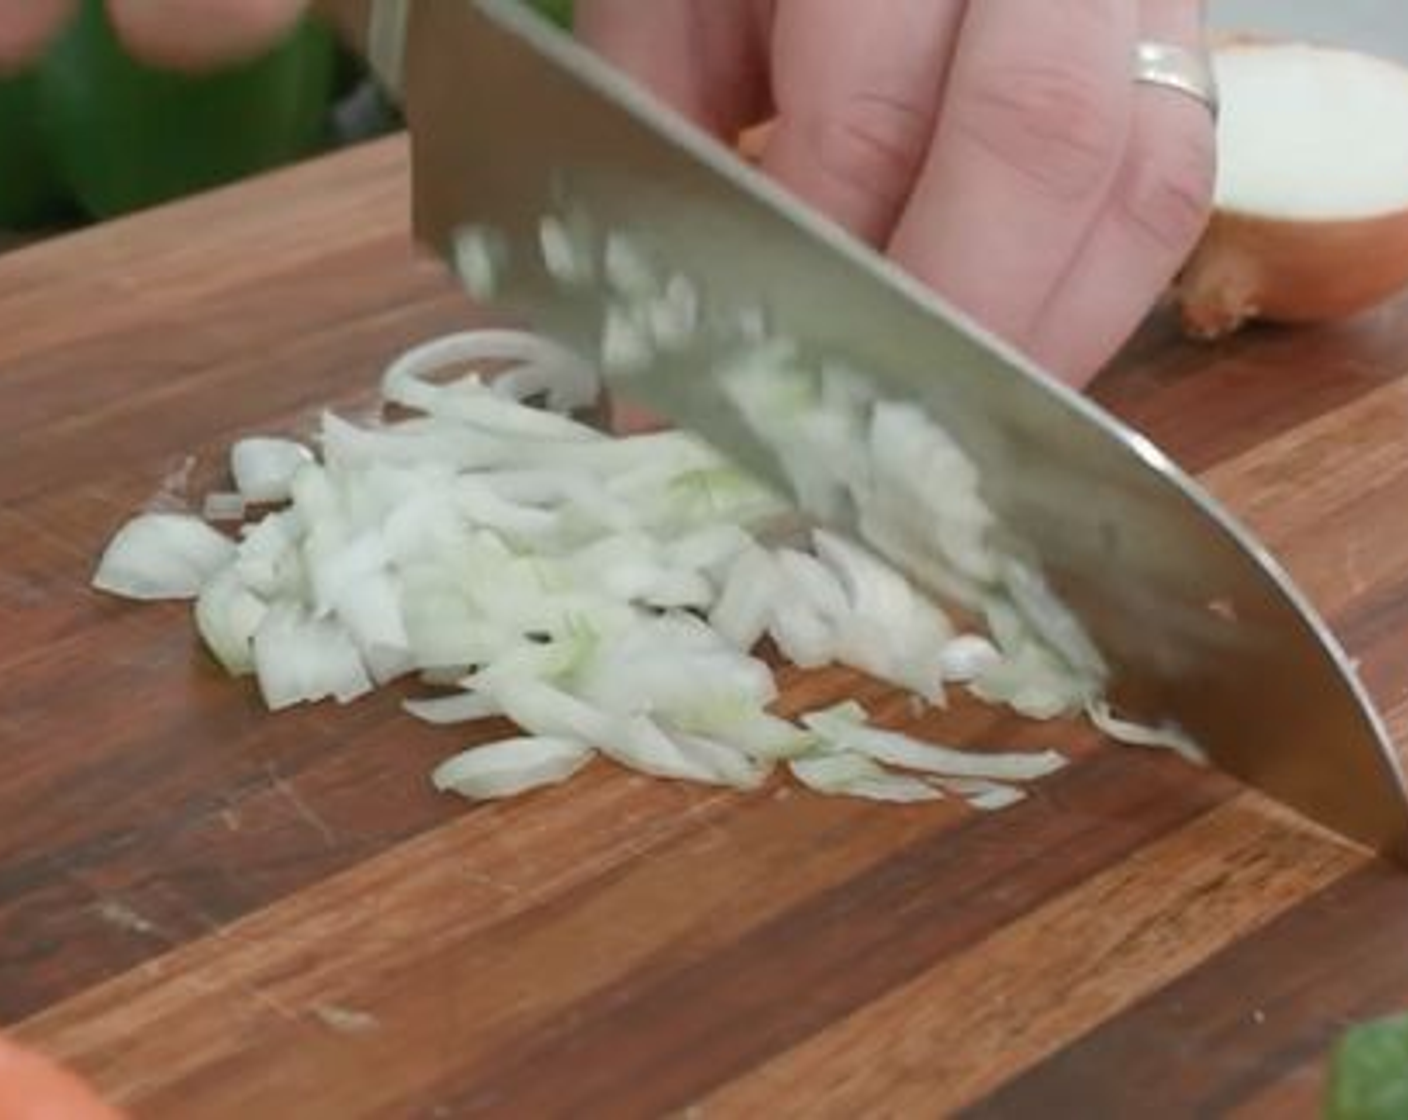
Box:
1327, 1012, 1408, 1120
40, 0, 336, 220
0, 0, 336, 229
0, 71, 71, 227
0, 0, 566, 231
529, 0, 574, 30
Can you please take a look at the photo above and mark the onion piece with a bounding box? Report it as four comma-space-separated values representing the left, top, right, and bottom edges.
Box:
667, 727, 772, 790
939, 635, 1003, 683
802, 706, 1068, 782
601, 716, 765, 788
234, 510, 305, 599
812, 529, 951, 702
768, 599, 835, 669
202, 491, 247, 523
673, 706, 815, 761
404, 690, 503, 726
932, 776, 1028, 812
381, 330, 599, 425
252, 603, 373, 711
1087, 699, 1207, 765
231, 438, 313, 504
789, 753, 942, 803
195, 567, 267, 675
93, 513, 235, 601
709, 547, 780, 651
432, 736, 594, 800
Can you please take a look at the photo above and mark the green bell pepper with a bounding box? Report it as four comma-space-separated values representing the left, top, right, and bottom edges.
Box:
0, 71, 71, 227
40, 0, 336, 220
529, 0, 575, 30
0, 0, 336, 228
0, 0, 575, 230
1328, 1012, 1408, 1120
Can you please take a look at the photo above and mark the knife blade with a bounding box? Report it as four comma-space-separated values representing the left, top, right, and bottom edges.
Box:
374, 0, 1408, 859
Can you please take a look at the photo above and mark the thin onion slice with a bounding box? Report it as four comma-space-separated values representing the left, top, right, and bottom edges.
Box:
404, 691, 503, 726
802, 706, 1068, 782
432, 736, 594, 800
1087, 699, 1207, 765
790, 753, 942, 803
931, 776, 1028, 812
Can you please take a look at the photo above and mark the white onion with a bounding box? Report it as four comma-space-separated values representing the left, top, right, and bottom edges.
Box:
433, 736, 594, 800
92, 325, 1196, 817
253, 602, 372, 711
939, 635, 1003, 683
802, 706, 1068, 782
381, 330, 599, 427
195, 567, 267, 675
1087, 699, 1207, 765
602, 715, 767, 788
709, 547, 780, 651
93, 513, 235, 601
202, 491, 247, 523
932, 776, 1027, 811
231, 437, 313, 504
404, 690, 503, 726
790, 753, 942, 803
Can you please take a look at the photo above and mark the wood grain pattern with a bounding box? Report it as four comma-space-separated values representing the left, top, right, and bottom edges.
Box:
3, 136, 1408, 1117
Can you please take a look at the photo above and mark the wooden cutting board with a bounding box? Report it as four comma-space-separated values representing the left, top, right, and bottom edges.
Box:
5, 136, 1408, 1119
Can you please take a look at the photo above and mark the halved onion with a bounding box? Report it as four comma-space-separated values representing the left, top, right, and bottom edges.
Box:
1178, 41, 1408, 337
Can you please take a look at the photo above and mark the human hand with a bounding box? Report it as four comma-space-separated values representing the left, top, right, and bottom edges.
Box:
0, 1033, 123, 1118
578, 0, 1216, 387
0, 0, 307, 73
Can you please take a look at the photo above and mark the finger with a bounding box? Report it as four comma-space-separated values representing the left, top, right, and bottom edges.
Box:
576, 0, 771, 139
107, 0, 307, 71
1027, 0, 1215, 383
761, 0, 966, 246
0, 1034, 123, 1119
890, 0, 1139, 349
0, 0, 74, 72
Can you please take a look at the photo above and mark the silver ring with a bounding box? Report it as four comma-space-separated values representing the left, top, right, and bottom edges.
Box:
1133, 42, 1219, 118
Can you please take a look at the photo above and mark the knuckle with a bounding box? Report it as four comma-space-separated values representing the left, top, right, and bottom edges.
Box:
960, 63, 1126, 197
797, 93, 933, 202
1120, 123, 1216, 252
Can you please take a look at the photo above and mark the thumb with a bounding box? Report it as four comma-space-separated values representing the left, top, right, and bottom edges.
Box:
0, 1034, 125, 1120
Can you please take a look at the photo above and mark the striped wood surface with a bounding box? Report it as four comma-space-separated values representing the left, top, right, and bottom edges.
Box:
4, 137, 1408, 1118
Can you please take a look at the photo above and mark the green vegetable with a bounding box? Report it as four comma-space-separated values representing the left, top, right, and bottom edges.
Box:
40, 0, 336, 220
528, 0, 574, 30
1328, 1012, 1408, 1120
0, 1, 336, 229
0, 71, 72, 227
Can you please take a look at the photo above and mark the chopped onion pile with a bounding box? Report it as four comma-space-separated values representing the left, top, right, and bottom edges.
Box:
91, 329, 1172, 811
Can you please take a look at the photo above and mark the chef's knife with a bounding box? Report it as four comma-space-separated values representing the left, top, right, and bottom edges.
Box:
326, 0, 1408, 861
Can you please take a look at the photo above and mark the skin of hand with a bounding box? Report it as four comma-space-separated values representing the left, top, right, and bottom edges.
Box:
578, 0, 1216, 387
0, 0, 308, 73
0, 0, 1212, 383
0, 1034, 125, 1119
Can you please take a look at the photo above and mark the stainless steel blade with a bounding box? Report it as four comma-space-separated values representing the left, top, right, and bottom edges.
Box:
393, 0, 1408, 860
